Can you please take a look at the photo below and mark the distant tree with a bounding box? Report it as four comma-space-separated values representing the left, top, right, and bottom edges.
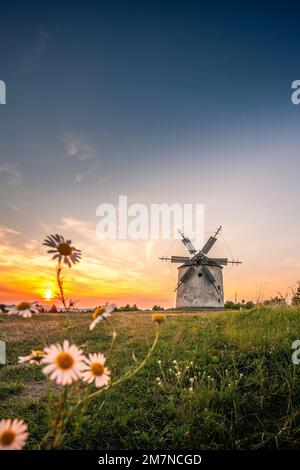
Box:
0, 304, 7, 313
152, 305, 164, 311
49, 304, 58, 313
117, 304, 140, 312
244, 301, 255, 309
224, 301, 239, 310
264, 296, 287, 307
225, 300, 255, 310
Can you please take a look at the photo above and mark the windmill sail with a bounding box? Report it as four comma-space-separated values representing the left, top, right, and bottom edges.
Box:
206, 258, 228, 266
181, 237, 197, 255
200, 236, 217, 255
180, 266, 195, 283
170, 256, 191, 263
202, 265, 216, 284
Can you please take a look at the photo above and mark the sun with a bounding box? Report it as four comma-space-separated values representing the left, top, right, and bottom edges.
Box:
44, 289, 53, 301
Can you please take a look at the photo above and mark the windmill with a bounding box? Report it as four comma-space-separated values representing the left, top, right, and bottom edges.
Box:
160, 226, 241, 308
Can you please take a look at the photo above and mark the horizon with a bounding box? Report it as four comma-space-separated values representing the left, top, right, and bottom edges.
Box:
1, 1, 300, 308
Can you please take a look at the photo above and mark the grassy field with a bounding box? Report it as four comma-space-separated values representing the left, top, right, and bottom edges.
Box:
1, 306, 300, 450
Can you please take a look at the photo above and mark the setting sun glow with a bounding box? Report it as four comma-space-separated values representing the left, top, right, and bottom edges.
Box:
44, 289, 53, 301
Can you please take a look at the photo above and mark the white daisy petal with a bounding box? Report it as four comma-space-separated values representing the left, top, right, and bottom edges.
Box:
0, 418, 28, 450
42, 341, 86, 385
81, 353, 110, 388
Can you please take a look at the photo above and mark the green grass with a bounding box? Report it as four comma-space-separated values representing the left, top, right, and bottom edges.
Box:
1, 307, 300, 449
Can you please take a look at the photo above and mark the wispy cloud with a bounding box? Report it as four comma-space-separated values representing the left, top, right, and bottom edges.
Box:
62, 133, 94, 161
74, 165, 96, 183
0, 164, 24, 185
0, 225, 21, 237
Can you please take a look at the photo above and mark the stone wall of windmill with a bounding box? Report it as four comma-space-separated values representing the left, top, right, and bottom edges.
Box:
176, 264, 224, 308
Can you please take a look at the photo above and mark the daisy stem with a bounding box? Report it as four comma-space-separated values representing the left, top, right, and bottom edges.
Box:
77, 324, 160, 407
60, 325, 160, 438
51, 385, 68, 449
56, 259, 68, 312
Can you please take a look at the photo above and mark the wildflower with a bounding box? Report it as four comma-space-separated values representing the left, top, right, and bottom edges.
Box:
151, 313, 166, 323
157, 360, 162, 365
0, 419, 28, 450
42, 340, 86, 385
18, 350, 45, 365
7, 301, 39, 319
81, 353, 110, 388
43, 234, 81, 267
190, 377, 194, 384
89, 304, 116, 331
189, 387, 193, 393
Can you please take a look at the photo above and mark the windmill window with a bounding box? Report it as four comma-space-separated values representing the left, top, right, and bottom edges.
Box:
198, 273, 203, 277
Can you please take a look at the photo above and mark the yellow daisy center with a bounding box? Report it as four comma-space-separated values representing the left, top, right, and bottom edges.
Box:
0, 429, 16, 446
57, 242, 72, 256
56, 352, 74, 370
33, 350, 45, 357
17, 302, 31, 311
31, 350, 45, 361
91, 362, 105, 376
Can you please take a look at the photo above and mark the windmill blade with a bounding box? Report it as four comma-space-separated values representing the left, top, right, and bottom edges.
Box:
200, 226, 222, 255
178, 230, 197, 255
202, 265, 221, 295
206, 258, 228, 266
170, 256, 191, 264
180, 266, 195, 283
174, 266, 195, 292
202, 265, 217, 284
200, 236, 217, 255
182, 237, 197, 255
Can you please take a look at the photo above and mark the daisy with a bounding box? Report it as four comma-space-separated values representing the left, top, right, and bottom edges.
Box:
41, 340, 86, 385
81, 353, 110, 388
0, 419, 28, 450
18, 350, 45, 365
7, 302, 39, 318
43, 234, 81, 267
89, 303, 116, 331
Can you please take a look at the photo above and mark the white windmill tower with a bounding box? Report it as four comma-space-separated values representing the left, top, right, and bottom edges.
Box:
160, 226, 241, 308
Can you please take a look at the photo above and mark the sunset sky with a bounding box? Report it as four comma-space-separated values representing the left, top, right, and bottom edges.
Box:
1, 1, 300, 308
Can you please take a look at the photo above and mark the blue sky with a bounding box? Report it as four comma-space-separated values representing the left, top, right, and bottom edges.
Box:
1, 1, 300, 306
